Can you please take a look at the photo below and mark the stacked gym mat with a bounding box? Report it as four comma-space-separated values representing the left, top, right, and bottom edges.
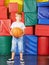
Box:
0, 0, 12, 55
35, 0, 49, 55
23, 0, 38, 55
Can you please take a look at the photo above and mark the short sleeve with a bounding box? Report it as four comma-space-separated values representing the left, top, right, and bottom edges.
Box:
22, 23, 25, 31
23, 23, 25, 28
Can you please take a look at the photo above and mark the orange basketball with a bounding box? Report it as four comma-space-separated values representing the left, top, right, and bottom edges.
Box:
11, 27, 23, 38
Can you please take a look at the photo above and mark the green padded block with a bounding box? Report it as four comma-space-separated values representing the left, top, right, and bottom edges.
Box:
23, 0, 36, 12
0, 36, 12, 55
24, 12, 37, 26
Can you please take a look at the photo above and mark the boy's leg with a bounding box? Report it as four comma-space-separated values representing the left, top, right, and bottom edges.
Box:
11, 52, 15, 60
8, 37, 17, 61
20, 52, 23, 60
18, 36, 24, 61
8, 52, 15, 61
11, 37, 18, 60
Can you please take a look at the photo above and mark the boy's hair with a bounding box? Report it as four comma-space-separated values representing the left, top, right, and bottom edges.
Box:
15, 12, 22, 16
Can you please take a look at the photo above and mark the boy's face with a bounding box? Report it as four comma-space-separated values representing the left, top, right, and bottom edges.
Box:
15, 14, 21, 21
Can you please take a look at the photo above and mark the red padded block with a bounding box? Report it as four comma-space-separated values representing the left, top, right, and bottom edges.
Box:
10, 12, 16, 22
8, 3, 18, 12
0, 19, 11, 36
0, 0, 4, 6
48, 37, 49, 55
38, 37, 49, 55
25, 26, 33, 35
21, 12, 24, 23
10, 12, 24, 23
0, 6, 7, 19
35, 25, 49, 36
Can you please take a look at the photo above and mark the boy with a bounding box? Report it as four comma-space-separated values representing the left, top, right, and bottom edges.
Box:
7, 13, 25, 63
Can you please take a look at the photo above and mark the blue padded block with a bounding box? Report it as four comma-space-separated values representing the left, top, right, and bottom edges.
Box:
38, 18, 49, 24
24, 35, 38, 55
37, 2, 49, 6
38, 7, 49, 19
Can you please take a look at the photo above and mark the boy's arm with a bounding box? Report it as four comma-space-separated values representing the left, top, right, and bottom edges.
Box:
10, 29, 13, 36
22, 28, 25, 36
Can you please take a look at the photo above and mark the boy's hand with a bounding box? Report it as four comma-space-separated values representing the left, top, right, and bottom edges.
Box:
22, 31, 25, 36
22, 32, 24, 36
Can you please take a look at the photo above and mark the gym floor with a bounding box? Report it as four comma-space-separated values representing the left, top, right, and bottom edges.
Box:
0, 55, 49, 65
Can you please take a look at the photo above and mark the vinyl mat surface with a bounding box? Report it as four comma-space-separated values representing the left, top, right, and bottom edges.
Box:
0, 55, 49, 65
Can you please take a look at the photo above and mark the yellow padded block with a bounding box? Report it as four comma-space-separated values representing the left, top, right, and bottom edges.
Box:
9, 0, 23, 5
9, 0, 23, 12
4, 0, 23, 12
37, 0, 48, 2
4, 0, 10, 6
18, 4, 23, 12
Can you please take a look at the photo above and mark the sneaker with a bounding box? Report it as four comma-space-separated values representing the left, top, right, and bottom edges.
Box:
20, 59, 24, 64
7, 58, 14, 63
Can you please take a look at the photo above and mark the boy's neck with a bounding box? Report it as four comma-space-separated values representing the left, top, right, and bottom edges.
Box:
16, 20, 20, 22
